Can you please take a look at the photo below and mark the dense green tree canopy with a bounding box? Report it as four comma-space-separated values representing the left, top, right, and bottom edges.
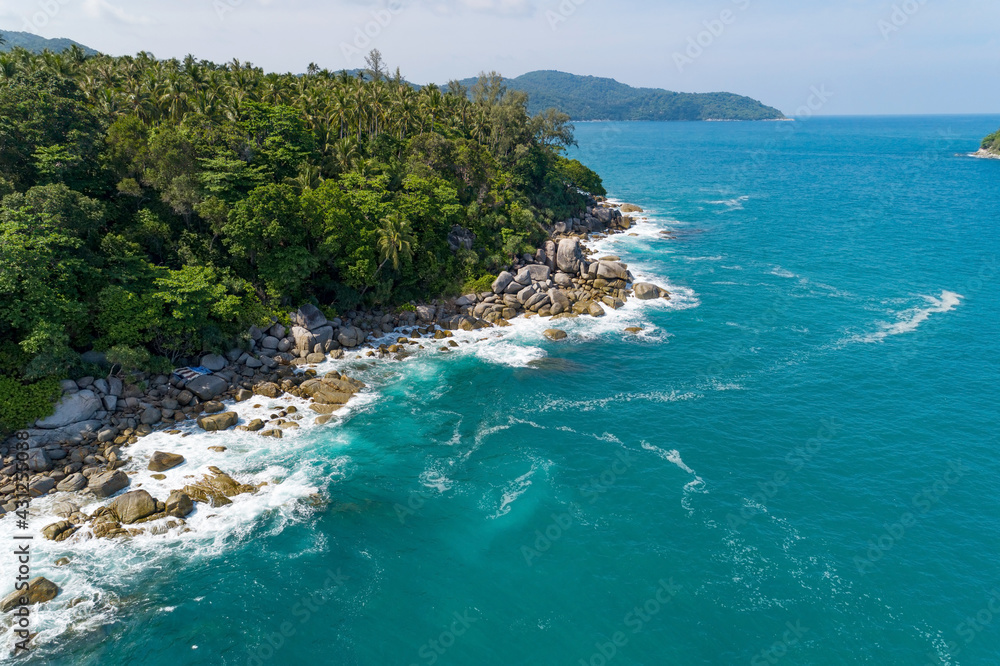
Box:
0, 46, 606, 429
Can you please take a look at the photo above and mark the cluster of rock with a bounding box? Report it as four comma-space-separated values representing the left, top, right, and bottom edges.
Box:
0, 196, 673, 613
39, 464, 259, 546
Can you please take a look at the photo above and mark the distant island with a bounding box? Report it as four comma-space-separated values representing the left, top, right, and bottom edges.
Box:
0, 29, 97, 55
454, 70, 785, 122
976, 129, 1000, 159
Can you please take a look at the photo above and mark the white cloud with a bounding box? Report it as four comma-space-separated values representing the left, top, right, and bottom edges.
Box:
81, 0, 152, 26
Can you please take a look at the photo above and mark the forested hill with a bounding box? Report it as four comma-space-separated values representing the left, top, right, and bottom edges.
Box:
0, 48, 605, 431
454, 70, 785, 121
982, 129, 1000, 155
0, 29, 97, 55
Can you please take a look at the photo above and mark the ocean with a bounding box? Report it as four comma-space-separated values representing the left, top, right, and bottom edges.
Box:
4, 115, 1000, 665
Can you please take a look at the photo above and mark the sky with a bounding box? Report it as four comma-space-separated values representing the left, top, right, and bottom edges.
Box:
0, 0, 998, 116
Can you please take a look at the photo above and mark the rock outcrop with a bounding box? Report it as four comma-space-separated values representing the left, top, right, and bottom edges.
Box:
1, 577, 60, 612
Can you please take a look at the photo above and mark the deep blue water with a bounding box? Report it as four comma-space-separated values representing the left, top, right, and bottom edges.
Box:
5, 116, 1000, 665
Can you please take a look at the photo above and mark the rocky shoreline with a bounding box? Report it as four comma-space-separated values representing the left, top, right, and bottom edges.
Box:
971, 148, 1000, 160
0, 196, 670, 615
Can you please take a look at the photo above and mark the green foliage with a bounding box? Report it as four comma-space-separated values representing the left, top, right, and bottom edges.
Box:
152, 264, 267, 356
982, 129, 1000, 153
463, 275, 495, 294
105, 345, 152, 374
0, 49, 597, 387
0, 376, 60, 434
556, 157, 607, 196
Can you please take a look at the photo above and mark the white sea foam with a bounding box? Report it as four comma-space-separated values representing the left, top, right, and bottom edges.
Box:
707, 196, 749, 210
0, 378, 368, 658
855, 290, 964, 343
473, 342, 547, 367
488, 460, 549, 519
419, 466, 454, 493
640, 442, 708, 515
539, 390, 700, 413
770, 267, 798, 279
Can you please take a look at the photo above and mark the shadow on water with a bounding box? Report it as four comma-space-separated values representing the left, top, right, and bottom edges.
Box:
521, 357, 587, 374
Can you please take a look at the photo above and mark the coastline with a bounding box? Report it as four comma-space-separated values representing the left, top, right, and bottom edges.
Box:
0, 195, 676, 650
970, 148, 1000, 160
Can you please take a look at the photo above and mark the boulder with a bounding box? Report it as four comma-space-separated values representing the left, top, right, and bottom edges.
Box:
56, 473, 87, 492
516, 285, 537, 305
556, 238, 584, 274
543, 240, 558, 270
52, 502, 79, 518
41, 521, 77, 543
108, 377, 123, 397
416, 305, 437, 323
148, 451, 185, 472
633, 283, 661, 300
26, 448, 51, 473
107, 490, 158, 524
1, 577, 60, 612
197, 412, 239, 432
548, 289, 571, 315
620, 203, 644, 213
311, 326, 334, 348
338, 326, 365, 349
554, 272, 574, 288
544, 329, 568, 341
596, 261, 628, 281
588, 302, 607, 317
182, 467, 258, 507
140, 407, 162, 426
88, 470, 129, 499
186, 375, 229, 402
35, 390, 101, 429
447, 225, 475, 252
253, 382, 282, 399
491, 271, 514, 294
200, 354, 228, 371
261, 335, 280, 350
516, 264, 551, 285
165, 490, 194, 518
203, 401, 225, 414
292, 304, 329, 330
28, 478, 56, 497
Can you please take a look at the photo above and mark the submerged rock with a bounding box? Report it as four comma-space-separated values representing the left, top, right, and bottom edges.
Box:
181, 467, 258, 507
42, 521, 78, 542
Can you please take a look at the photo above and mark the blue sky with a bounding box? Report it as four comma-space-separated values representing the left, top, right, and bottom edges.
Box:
1, 0, 997, 115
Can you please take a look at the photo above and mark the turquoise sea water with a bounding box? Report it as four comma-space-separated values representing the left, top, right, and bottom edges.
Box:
5, 116, 1000, 665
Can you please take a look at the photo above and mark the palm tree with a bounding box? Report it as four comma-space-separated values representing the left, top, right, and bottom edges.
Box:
376, 212, 415, 274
